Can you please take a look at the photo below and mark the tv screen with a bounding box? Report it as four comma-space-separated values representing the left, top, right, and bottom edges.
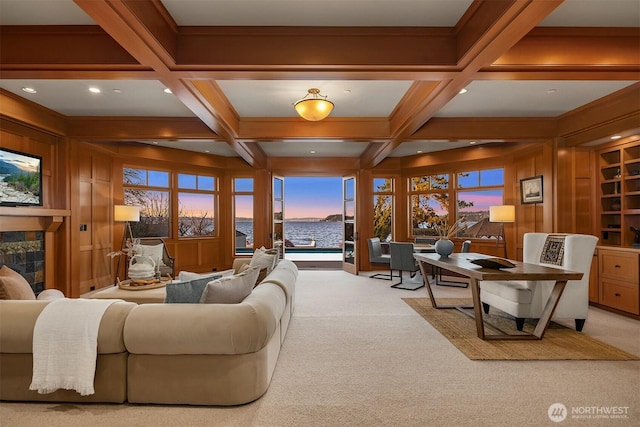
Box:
0, 148, 43, 206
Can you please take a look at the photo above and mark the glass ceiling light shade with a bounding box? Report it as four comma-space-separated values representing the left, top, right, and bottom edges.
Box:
293, 88, 334, 121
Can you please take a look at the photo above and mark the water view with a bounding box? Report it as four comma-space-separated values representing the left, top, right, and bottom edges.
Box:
236, 221, 342, 249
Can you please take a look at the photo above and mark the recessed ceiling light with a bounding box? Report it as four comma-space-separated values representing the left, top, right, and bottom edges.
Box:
417, 150, 423, 154
21, 87, 37, 94
163, 88, 172, 94
611, 135, 622, 140
344, 89, 351, 94
459, 88, 467, 94
205, 150, 210, 153
152, 141, 159, 145
88, 87, 101, 94
469, 141, 477, 145
547, 89, 557, 94
113, 89, 121, 93
310, 150, 316, 154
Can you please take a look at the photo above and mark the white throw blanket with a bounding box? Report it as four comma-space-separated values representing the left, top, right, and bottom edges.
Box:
29, 298, 120, 396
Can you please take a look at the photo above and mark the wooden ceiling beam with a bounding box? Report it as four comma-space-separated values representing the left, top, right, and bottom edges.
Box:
73, 0, 266, 167
359, 0, 564, 168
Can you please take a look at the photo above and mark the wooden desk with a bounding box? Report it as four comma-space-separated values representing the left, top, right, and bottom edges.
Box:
413, 253, 583, 340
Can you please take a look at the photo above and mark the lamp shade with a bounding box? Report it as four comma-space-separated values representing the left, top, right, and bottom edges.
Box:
489, 205, 515, 223
114, 205, 140, 222
294, 88, 334, 121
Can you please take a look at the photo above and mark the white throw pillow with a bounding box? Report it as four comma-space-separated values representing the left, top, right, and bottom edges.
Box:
133, 244, 165, 266
178, 269, 234, 283
200, 266, 260, 304
249, 246, 278, 273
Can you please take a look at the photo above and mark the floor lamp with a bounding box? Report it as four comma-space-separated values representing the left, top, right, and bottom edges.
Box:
489, 205, 515, 258
114, 205, 140, 284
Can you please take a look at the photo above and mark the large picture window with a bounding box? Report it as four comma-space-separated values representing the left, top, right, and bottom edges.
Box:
373, 177, 393, 241
457, 168, 504, 238
234, 178, 254, 254
410, 174, 450, 236
124, 168, 170, 238
177, 173, 217, 237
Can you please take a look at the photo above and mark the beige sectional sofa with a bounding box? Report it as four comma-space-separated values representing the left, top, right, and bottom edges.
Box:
0, 259, 298, 406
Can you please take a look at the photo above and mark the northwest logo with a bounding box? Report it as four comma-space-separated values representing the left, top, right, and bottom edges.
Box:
548, 403, 568, 422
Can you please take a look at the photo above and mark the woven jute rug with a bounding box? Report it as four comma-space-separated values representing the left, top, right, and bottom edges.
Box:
403, 298, 640, 361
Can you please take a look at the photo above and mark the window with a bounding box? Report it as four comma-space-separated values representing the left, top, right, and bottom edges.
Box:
373, 177, 393, 241
124, 168, 170, 238
234, 178, 254, 254
177, 173, 217, 237
457, 168, 504, 238
409, 174, 450, 236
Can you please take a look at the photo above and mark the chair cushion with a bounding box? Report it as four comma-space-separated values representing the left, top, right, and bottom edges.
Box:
480, 280, 533, 304
133, 243, 166, 266
0, 265, 36, 300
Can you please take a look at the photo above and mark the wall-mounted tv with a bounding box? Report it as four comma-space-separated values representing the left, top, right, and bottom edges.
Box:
0, 147, 43, 207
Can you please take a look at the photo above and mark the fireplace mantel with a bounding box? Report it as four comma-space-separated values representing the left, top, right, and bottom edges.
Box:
0, 207, 71, 232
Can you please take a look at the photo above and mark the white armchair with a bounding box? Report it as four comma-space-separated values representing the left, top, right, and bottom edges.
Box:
480, 233, 598, 332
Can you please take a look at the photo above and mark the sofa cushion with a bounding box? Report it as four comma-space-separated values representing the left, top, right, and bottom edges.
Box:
178, 269, 234, 282
164, 277, 211, 303
200, 266, 260, 304
239, 262, 268, 285
250, 247, 278, 273
0, 265, 35, 300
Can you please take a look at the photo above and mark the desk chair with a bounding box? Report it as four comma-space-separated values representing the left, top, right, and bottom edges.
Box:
367, 237, 392, 280
481, 233, 598, 332
390, 242, 424, 290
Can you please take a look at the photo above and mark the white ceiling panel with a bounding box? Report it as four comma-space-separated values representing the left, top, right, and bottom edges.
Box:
435, 81, 638, 118
0, 80, 195, 117
258, 140, 368, 157
161, 0, 473, 27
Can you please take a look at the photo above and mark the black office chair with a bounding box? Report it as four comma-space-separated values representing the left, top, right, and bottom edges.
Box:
390, 242, 424, 290
367, 237, 393, 280
435, 240, 471, 288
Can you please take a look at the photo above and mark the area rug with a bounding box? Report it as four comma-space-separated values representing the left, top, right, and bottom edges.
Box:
403, 297, 640, 361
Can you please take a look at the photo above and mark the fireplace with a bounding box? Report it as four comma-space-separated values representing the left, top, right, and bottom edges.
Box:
0, 230, 45, 294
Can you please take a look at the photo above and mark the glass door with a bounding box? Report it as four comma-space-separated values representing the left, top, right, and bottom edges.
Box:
342, 176, 358, 274
273, 175, 285, 258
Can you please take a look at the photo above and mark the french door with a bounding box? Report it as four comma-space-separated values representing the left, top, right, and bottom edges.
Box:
342, 176, 358, 275
273, 175, 284, 258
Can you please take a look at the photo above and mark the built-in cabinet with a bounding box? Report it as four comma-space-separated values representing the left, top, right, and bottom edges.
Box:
592, 139, 640, 317
596, 247, 640, 315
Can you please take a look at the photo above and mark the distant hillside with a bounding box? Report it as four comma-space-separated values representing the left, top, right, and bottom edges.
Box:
321, 214, 342, 222
0, 160, 21, 175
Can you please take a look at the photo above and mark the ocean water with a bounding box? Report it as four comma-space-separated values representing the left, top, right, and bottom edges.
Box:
236, 221, 342, 248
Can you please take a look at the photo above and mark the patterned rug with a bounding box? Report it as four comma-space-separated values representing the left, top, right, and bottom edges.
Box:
403, 297, 640, 361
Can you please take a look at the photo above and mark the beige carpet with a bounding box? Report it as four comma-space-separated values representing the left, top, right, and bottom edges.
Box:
403, 297, 640, 361
1, 271, 639, 427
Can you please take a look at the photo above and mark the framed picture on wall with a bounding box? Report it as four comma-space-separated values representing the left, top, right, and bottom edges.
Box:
520, 175, 543, 204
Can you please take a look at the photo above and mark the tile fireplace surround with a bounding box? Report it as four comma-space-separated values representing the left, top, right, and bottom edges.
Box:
0, 230, 45, 294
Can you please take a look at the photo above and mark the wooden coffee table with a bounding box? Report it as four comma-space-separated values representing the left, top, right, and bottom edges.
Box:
414, 252, 583, 340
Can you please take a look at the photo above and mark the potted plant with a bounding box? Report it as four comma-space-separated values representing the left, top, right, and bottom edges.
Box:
434, 217, 467, 257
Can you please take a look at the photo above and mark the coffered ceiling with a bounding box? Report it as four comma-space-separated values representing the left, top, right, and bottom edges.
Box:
0, 0, 638, 166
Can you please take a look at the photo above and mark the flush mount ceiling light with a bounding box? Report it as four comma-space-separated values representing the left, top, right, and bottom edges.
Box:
293, 88, 334, 121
